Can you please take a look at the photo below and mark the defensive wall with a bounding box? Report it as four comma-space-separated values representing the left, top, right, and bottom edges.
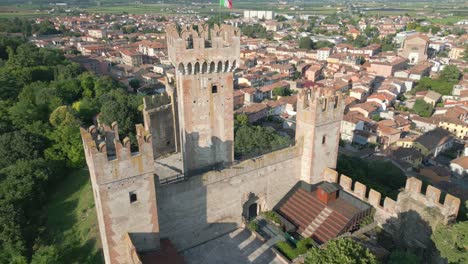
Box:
157, 145, 301, 251
321, 168, 461, 227
81, 124, 160, 264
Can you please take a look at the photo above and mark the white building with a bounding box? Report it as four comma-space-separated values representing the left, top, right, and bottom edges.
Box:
317, 47, 332, 61
450, 156, 468, 179
244, 10, 275, 20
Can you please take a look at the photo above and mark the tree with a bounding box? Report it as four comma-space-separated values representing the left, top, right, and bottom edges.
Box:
364, 27, 379, 38
45, 106, 84, 167
388, 250, 420, 264
305, 238, 377, 264
299, 37, 314, 50
272, 87, 292, 97
129, 78, 140, 89
31, 245, 60, 264
412, 99, 434, 118
352, 35, 369, 48
337, 154, 406, 199
0, 130, 45, 169
439, 65, 461, 83
432, 221, 468, 264
276, 15, 287, 22
0, 159, 56, 261
234, 123, 292, 158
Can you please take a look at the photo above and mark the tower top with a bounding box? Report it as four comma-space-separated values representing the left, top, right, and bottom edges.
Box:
166, 23, 240, 73
297, 87, 344, 125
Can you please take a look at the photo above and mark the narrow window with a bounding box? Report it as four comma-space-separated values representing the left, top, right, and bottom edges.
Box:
322, 135, 326, 145
129, 192, 137, 203
212, 85, 218, 94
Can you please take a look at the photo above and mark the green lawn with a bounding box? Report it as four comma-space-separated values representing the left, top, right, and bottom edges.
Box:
429, 16, 467, 25
44, 169, 104, 264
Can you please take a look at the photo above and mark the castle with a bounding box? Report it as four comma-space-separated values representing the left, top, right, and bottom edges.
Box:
80, 24, 460, 264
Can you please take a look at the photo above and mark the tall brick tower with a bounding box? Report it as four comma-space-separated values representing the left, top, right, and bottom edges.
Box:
81, 123, 160, 264
166, 24, 240, 175
296, 88, 344, 184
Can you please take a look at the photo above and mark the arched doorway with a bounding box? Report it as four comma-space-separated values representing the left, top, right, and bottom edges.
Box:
242, 193, 261, 221
248, 203, 258, 220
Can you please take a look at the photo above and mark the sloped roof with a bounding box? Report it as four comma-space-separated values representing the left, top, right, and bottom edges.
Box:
275, 182, 370, 244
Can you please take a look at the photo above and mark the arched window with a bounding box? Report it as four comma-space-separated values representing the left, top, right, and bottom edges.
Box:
202, 62, 208, 73
224, 60, 229, 72
210, 61, 216, 73
178, 63, 185, 75
187, 63, 192, 75
217, 61, 223, 73
194, 62, 200, 74
231, 60, 237, 71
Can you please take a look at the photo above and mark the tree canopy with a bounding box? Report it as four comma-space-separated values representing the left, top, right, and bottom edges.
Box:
234, 114, 292, 159
305, 238, 377, 264
337, 154, 406, 199
0, 34, 141, 262
432, 221, 468, 264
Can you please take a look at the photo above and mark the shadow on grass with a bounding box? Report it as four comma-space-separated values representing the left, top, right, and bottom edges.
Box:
44, 169, 104, 264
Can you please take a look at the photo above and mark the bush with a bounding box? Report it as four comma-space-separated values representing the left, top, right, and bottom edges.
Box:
305, 238, 377, 264
262, 211, 281, 225
412, 99, 434, 117
276, 238, 314, 260
248, 220, 258, 232
359, 209, 375, 228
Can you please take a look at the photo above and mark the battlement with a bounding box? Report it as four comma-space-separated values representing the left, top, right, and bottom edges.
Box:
166, 23, 240, 75
80, 123, 154, 184
297, 87, 344, 125
322, 168, 461, 225
166, 23, 240, 50
143, 92, 171, 110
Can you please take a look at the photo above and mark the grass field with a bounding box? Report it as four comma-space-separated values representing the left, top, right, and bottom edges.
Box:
429, 16, 467, 25
44, 169, 104, 264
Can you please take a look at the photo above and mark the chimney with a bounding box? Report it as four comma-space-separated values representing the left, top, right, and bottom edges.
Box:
316, 182, 339, 205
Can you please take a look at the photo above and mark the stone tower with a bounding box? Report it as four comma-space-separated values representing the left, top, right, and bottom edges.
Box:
166, 24, 240, 175
296, 88, 344, 184
80, 123, 160, 264
143, 91, 179, 159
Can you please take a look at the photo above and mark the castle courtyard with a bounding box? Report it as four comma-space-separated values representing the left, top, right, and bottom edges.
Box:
182, 228, 284, 264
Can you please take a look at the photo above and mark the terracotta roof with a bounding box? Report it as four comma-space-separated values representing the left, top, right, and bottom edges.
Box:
276, 185, 364, 244
451, 156, 468, 169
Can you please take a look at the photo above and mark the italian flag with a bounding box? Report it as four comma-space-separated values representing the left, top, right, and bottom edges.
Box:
220, 0, 233, 9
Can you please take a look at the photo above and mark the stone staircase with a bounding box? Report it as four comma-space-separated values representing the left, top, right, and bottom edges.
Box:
301, 207, 333, 238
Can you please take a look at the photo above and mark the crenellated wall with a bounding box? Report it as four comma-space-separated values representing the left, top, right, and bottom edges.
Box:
81, 124, 160, 264
166, 24, 240, 76
321, 168, 461, 226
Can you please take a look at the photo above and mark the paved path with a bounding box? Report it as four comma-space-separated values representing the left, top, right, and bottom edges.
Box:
183, 228, 284, 264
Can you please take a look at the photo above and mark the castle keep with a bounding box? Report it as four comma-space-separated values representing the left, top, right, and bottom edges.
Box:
80, 24, 461, 264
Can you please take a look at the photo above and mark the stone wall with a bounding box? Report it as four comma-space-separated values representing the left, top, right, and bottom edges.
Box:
157, 146, 300, 250
143, 93, 177, 159
81, 124, 160, 264
321, 168, 461, 226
